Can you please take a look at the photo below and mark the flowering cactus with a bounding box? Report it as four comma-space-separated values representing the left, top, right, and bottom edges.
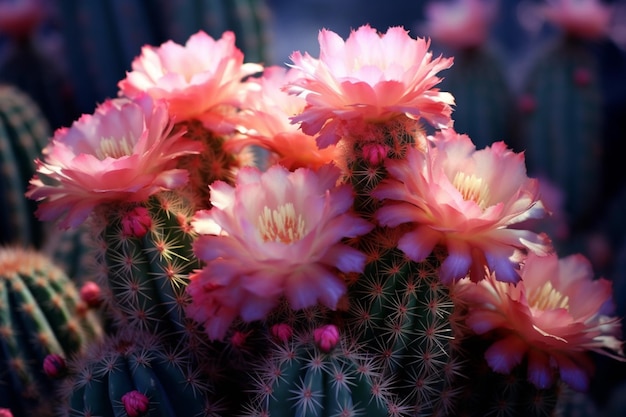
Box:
22, 24, 626, 417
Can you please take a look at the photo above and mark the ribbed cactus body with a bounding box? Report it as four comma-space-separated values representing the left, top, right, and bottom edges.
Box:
92, 191, 199, 337
438, 47, 517, 149
60, 329, 219, 417
246, 325, 390, 417
0, 84, 51, 248
0, 247, 103, 417
342, 123, 459, 415
520, 37, 604, 230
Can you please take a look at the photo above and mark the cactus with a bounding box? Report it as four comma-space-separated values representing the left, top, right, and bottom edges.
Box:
0, 246, 103, 417
244, 322, 393, 417
0, 84, 51, 248
438, 47, 517, 150
58, 328, 222, 417
90, 190, 201, 339
519, 37, 604, 232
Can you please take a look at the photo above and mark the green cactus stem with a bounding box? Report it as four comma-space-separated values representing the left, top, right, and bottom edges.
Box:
0, 84, 51, 248
91, 190, 201, 340
59, 328, 222, 417
0, 246, 103, 417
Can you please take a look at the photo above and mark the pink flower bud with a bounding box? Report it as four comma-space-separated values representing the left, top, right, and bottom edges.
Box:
270, 323, 293, 342
79, 281, 102, 308
231, 330, 250, 349
43, 353, 66, 378
121, 206, 152, 238
0, 408, 13, 417
313, 324, 340, 353
573, 67, 592, 87
362, 143, 388, 166
122, 390, 149, 417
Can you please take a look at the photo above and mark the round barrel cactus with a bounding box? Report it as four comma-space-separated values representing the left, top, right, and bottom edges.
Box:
0, 246, 103, 417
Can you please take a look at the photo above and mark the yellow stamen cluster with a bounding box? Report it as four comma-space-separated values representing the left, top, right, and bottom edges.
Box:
257, 203, 306, 243
452, 171, 490, 209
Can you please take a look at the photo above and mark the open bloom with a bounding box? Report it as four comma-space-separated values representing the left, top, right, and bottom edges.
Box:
118, 30, 263, 132
374, 128, 550, 284
420, 0, 498, 50
287, 25, 454, 148
540, 0, 612, 39
27, 95, 202, 229
185, 164, 373, 340
228, 66, 340, 171
455, 252, 624, 391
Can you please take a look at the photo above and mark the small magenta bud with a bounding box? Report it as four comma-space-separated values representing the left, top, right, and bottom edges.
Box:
573, 67, 591, 86
313, 324, 340, 353
121, 206, 152, 238
43, 353, 66, 378
270, 323, 293, 342
362, 143, 388, 166
231, 330, 250, 349
0, 408, 13, 417
79, 281, 102, 308
122, 390, 149, 417
518, 94, 535, 114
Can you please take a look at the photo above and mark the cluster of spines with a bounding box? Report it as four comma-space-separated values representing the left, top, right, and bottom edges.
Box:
0, 84, 51, 248
58, 328, 223, 417
243, 321, 394, 417
0, 247, 103, 417
91, 190, 201, 341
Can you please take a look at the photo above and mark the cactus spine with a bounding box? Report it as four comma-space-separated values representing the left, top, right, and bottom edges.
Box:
91, 191, 200, 339
0, 247, 103, 417
0, 84, 51, 248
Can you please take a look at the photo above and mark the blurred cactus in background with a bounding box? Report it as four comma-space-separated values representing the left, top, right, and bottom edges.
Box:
0, 84, 51, 248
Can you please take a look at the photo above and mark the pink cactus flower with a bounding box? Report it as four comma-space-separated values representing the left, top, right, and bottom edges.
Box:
421, 0, 498, 50
122, 390, 150, 417
455, 252, 624, 391
540, 0, 612, 39
374, 129, 550, 284
120, 206, 153, 238
185, 164, 373, 340
228, 66, 340, 171
118, 30, 263, 132
43, 353, 66, 378
287, 25, 455, 149
27, 95, 202, 229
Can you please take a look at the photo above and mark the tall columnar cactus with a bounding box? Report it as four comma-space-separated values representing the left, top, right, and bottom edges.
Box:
438, 47, 517, 150
0, 246, 103, 417
58, 328, 222, 417
0, 84, 51, 248
91, 190, 200, 340
339, 123, 461, 416
519, 37, 604, 232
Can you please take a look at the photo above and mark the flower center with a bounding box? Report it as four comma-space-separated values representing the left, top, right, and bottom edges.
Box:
257, 203, 306, 243
96, 135, 135, 159
452, 172, 490, 209
527, 281, 569, 311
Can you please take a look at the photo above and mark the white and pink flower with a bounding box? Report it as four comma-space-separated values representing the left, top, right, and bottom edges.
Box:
228, 66, 340, 171
374, 128, 550, 284
27, 95, 202, 229
540, 0, 612, 40
287, 25, 455, 149
118, 30, 263, 132
185, 164, 373, 340
455, 252, 624, 391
